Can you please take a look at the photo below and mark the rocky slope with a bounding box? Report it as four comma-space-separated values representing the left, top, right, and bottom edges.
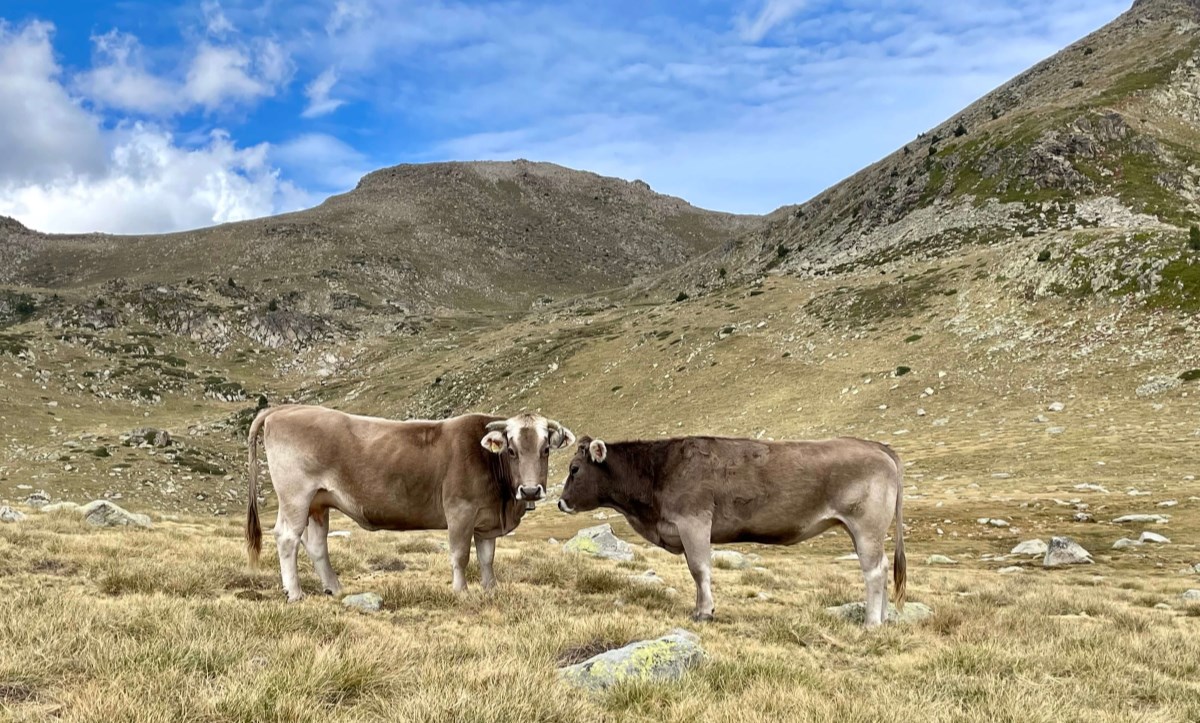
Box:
660, 0, 1200, 313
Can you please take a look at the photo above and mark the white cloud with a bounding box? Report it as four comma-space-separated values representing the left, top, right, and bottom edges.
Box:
0, 125, 307, 234
301, 67, 344, 117
737, 0, 809, 43
184, 44, 270, 109
202, 0, 236, 37
0, 20, 307, 234
77, 30, 182, 114
0, 21, 106, 184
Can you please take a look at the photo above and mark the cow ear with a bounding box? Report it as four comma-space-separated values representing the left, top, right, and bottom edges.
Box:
588, 439, 607, 463
481, 430, 507, 454
550, 425, 576, 450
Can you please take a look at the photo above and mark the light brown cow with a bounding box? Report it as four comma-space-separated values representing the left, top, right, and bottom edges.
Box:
246, 404, 575, 601
558, 435, 906, 626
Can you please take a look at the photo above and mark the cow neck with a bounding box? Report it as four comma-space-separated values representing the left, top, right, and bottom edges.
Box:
599, 446, 656, 519
488, 450, 522, 534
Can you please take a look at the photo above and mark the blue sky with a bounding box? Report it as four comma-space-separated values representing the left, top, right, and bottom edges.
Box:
0, 0, 1129, 234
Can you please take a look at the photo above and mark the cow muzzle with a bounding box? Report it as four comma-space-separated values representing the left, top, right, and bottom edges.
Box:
558, 499, 575, 514
516, 485, 545, 502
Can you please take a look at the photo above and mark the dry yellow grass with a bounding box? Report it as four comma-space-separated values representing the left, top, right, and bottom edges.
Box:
2, 505, 1199, 723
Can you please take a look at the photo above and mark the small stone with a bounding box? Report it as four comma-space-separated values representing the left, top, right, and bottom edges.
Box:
328, 531, 351, 539
558, 629, 705, 690
1182, 590, 1200, 602
1074, 512, 1095, 523
1113, 538, 1142, 550
1154, 602, 1172, 610
1011, 539, 1048, 556
1048, 427, 1066, 435
629, 570, 666, 587
836, 553, 859, 561
926, 554, 957, 565
1074, 483, 1109, 494
1048, 402, 1065, 412
998, 566, 1024, 574
1157, 500, 1178, 508
977, 517, 1009, 527
0, 506, 26, 523
1043, 537, 1092, 567
24, 491, 51, 508
916, 408, 926, 417
1139, 531, 1170, 544
342, 592, 383, 613
754, 591, 773, 601
1033, 414, 1049, 423
1113, 514, 1170, 524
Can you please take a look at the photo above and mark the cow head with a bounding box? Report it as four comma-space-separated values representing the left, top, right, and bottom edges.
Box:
557, 436, 608, 514
480, 414, 575, 502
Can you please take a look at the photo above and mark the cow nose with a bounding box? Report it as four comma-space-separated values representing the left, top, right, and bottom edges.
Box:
519, 485, 544, 500
558, 499, 574, 513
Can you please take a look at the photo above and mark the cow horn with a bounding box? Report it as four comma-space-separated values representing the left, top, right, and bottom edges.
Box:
485, 420, 508, 432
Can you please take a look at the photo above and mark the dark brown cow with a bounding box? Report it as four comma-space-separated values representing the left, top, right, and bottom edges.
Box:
246, 405, 575, 601
557, 435, 906, 626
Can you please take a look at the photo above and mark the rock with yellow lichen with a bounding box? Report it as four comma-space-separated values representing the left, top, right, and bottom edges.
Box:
562, 523, 635, 561
558, 629, 705, 690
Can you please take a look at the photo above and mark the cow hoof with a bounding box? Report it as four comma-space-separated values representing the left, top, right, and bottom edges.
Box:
324, 589, 334, 596
691, 611, 715, 623
285, 591, 304, 603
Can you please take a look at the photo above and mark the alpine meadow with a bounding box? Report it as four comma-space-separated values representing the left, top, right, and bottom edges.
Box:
3, 0, 1200, 721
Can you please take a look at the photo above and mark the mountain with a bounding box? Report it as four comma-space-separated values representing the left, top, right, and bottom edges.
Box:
0, 160, 757, 312
663, 0, 1200, 306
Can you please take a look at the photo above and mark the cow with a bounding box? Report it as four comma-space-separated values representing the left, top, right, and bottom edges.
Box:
557, 435, 906, 627
245, 405, 575, 601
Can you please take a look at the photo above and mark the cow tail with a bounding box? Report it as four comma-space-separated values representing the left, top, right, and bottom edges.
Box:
885, 444, 907, 611
246, 408, 270, 569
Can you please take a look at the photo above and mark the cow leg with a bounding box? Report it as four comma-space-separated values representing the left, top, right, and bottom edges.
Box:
475, 533, 496, 590
303, 507, 340, 596
446, 512, 474, 593
850, 526, 889, 628
274, 502, 309, 603
677, 516, 715, 622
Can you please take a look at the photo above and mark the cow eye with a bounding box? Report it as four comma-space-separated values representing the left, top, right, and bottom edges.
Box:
569, 464, 579, 476
540, 446, 550, 457
506, 445, 517, 457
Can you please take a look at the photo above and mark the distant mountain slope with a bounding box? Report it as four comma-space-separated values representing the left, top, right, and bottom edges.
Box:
0, 160, 758, 311
665, 0, 1200, 296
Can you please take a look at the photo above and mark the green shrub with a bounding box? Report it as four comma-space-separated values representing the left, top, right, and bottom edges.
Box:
1189, 225, 1200, 252
895, 366, 912, 377
1037, 249, 1052, 263
674, 292, 689, 303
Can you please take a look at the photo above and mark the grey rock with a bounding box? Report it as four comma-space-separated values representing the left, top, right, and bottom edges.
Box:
1043, 537, 1092, 567
129, 427, 173, 447
1011, 539, 1048, 556
1113, 514, 1170, 524
558, 629, 705, 690
753, 591, 773, 601
825, 601, 934, 624
1136, 377, 1181, 398
1047, 426, 1066, 435
563, 524, 635, 562
998, 566, 1025, 574
24, 491, 51, 508
629, 570, 666, 587
977, 517, 1010, 527
1112, 538, 1141, 550
0, 506, 26, 523
1182, 590, 1200, 602
1048, 402, 1065, 412
40, 501, 80, 514
328, 530, 351, 539
1074, 483, 1109, 494
711, 550, 752, 570
926, 554, 958, 565
80, 500, 152, 528
1157, 500, 1178, 508
1139, 531, 1170, 544
1033, 414, 1049, 423
342, 592, 383, 613
1073, 512, 1095, 523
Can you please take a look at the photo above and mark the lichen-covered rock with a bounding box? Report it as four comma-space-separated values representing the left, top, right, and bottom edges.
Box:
1043, 536, 1092, 567
1113, 513, 1170, 524
342, 592, 383, 613
80, 500, 152, 528
558, 629, 704, 690
0, 506, 26, 523
825, 601, 934, 624
40, 502, 80, 514
563, 524, 634, 562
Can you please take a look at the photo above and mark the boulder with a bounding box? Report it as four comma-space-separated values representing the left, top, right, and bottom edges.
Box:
825, 601, 934, 624
1182, 590, 1200, 602
1139, 531, 1170, 544
342, 592, 383, 613
558, 629, 705, 690
1043, 537, 1092, 567
1011, 539, 1048, 556
80, 500, 152, 528
40, 502, 80, 514
24, 491, 50, 508
563, 524, 634, 562
0, 506, 26, 523
926, 554, 958, 565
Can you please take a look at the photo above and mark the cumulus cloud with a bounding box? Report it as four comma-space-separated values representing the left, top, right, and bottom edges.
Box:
301, 67, 344, 118
0, 126, 306, 234
202, 0, 235, 37
77, 30, 181, 114
0, 20, 306, 234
